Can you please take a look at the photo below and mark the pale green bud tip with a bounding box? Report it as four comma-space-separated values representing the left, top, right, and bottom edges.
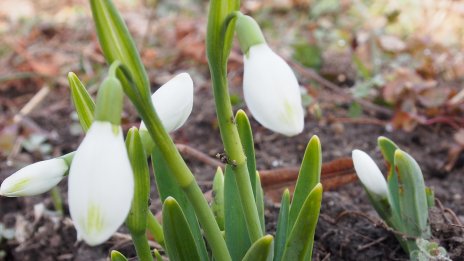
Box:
94, 76, 124, 125
235, 14, 266, 55
0, 159, 67, 197
352, 150, 388, 197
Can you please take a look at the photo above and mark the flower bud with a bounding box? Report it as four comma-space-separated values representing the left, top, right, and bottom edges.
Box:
352, 149, 388, 197
243, 44, 304, 136
140, 73, 193, 133
68, 121, 134, 246
0, 158, 68, 197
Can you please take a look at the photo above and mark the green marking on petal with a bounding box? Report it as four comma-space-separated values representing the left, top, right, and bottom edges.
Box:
112, 124, 120, 136
84, 202, 104, 235
283, 99, 295, 123
10, 178, 30, 193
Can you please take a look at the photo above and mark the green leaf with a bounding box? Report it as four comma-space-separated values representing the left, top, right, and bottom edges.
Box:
242, 235, 274, 261
395, 150, 430, 243
255, 172, 265, 233
147, 212, 165, 248
125, 128, 150, 234
292, 42, 322, 70
236, 109, 257, 197
425, 187, 435, 209
162, 197, 201, 261
274, 189, 290, 261
89, 0, 150, 99
288, 135, 321, 232
212, 167, 225, 230
348, 102, 362, 118
110, 250, 128, 261
224, 165, 251, 260
67, 72, 95, 132
151, 147, 209, 260
154, 249, 163, 261
378, 137, 402, 223
282, 184, 323, 261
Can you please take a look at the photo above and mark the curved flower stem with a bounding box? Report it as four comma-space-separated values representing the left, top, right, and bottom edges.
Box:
116, 65, 231, 261
207, 4, 263, 242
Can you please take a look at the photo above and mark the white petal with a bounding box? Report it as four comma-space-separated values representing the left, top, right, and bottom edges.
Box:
0, 158, 67, 197
68, 121, 134, 246
140, 73, 193, 133
352, 150, 388, 197
243, 44, 304, 136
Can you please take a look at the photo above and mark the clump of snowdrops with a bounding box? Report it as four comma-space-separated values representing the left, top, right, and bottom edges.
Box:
0, 0, 323, 260
352, 137, 450, 261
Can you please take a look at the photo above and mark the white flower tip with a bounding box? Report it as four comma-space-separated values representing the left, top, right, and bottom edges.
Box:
0, 159, 67, 197
352, 149, 388, 197
243, 44, 305, 137
140, 72, 194, 133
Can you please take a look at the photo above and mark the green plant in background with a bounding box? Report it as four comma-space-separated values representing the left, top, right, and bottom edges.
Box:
352, 137, 449, 260
0, 0, 323, 260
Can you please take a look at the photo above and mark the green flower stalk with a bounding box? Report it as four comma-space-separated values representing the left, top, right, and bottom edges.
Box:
90, 1, 230, 259
68, 69, 134, 246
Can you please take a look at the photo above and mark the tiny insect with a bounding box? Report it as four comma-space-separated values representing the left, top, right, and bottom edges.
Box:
215, 152, 237, 166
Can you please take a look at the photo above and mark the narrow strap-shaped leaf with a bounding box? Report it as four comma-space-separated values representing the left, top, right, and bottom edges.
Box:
162, 197, 201, 261
111, 250, 128, 261
242, 235, 274, 261
224, 165, 251, 260
425, 187, 435, 209
212, 167, 225, 230
255, 172, 265, 233
395, 150, 430, 240
236, 109, 257, 196
154, 249, 163, 261
378, 136, 401, 220
288, 136, 321, 232
282, 183, 323, 261
273, 189, 290, 261
67, 72, 95, 132
151, 147, 209, 260
147, 211, 165, 248
89, 0, 150, 99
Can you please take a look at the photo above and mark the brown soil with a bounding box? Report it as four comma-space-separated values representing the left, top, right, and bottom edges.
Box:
1, 81, 463, 260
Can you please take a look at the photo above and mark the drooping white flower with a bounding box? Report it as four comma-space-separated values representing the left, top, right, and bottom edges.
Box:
243, 44, 305, 136
140, 73, 193, 133
0, 158, 68, 197
68, 121, 134, 246
352, 149, 388, 197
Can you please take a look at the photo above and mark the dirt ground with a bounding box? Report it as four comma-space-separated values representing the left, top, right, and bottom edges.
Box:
0, 80, 463, 260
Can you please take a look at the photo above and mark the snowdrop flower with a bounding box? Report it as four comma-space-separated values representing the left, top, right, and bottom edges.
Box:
68, 75, 133, 246
0, 158, 68, 197
140, 73, 193, 133
352, 149, 388, 197
236, 15, 304, 136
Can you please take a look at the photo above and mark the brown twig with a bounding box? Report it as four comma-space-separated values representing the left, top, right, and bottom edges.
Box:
357, 236, 388, 251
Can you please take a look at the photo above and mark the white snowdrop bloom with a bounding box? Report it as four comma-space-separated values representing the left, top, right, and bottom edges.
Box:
243, 44, 304, 136
140, 73, 193, 133
68, 121, 134, 246
352, 149, 388, 197
0, 158, 68, 197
